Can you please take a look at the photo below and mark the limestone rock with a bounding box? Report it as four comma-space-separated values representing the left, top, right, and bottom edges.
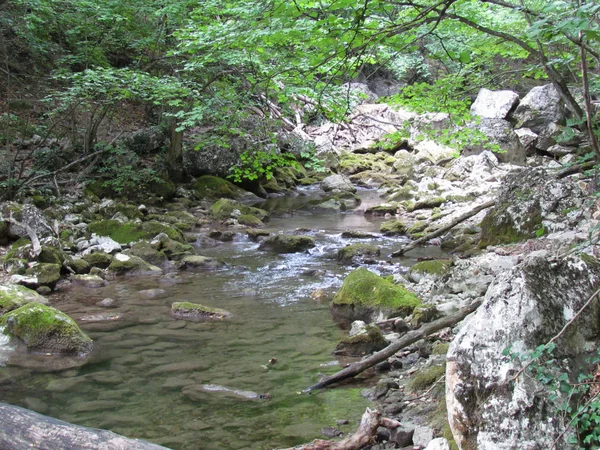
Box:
511, 84, 566, 132
1, 303, 93, 355
107, 254, 162, 276
0, 202, 54, 240
463, 118, 525, 165
320, 174, 357, 194
514, 128, 538, 155
470, 88, 519, 119
259, 234, 315, 253
446, 254, 600, 449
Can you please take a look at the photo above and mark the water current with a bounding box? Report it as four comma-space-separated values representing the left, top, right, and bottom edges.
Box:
0, 188, 443, 449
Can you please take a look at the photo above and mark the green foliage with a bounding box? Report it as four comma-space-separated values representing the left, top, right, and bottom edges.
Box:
506, 344, 600, 448
228, 150, 298, 183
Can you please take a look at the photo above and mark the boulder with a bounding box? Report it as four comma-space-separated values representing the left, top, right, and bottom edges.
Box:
0, 202, 54, 240
463, 118, 525, 165
337, 243, 381, 264
178, 255, 224, 270
193, 175, 259, 202
1, 303, 93, 355
210, 198, 269, 222
259, 234, 315, 253
0, 285, 48, 316
335, 325, 387, 356
331, 268, 421, 324
380, 219, 408, 236
88, 220, 184, 244
107, 254, 162, 276
11, 263, 61, 289
83, 251, 114, 269
171, 302, 232, 321
321, 174, 357, 194
119, 126, 166, 155
446, 254, 600, 449
81, 235, 122, 255
127, 241, 168, 267
514, 128, 538, 155
0, 403, 168, 450
511, 84, 566, 133
479, 168, 586, 247
411, 140, 456, 165
470, 88, 519, 119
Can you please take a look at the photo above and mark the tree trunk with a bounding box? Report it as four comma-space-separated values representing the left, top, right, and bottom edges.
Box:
167, 121, 184, 182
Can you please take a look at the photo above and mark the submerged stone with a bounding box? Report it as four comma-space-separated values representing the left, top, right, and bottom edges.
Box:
0, 284, 48, 317
171, 301, 232, 321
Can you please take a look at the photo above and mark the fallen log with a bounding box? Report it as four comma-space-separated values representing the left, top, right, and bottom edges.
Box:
0, 403, 169, 450
277, 407, 401, 450
304, 300, 482, 392
391, 200, 496, 257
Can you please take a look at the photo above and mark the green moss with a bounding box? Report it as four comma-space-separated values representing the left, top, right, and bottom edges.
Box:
333, 268, 421, 313
157, 237, 193, 261
193, 175, 247, 200
410, 259, 452, 276
88, 219, 184, 244
0, 285, 48, 316
409, 197, 446, 212
337, 244, 380, 264
247, 229, 271, 241
364, 203, 399, 216
479, 201, 543, 248
411, 305, 441, 327
261, 234, 315, 253
335, 325, 388, 356
65, 257, 91, 274
338, 152, 391, 175
83, 252, 113, 269
408, 364, 446, 392
25, 263, 61, 287
147, 179, 176, 199
128, 241, 168, 266
432, 342, 450, 355
107, 255, 162, 275
38, 246, 66, 266
171, 301, 232, 320
429, 395, 459, 450
210, 198, 269, 222
238, 214, 264, 227
407, 221, 428, 237
0, 303, 92, 354
380, 219, 408, 236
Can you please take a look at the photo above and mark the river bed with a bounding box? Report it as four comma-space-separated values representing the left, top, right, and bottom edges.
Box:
0, 188, 442, 449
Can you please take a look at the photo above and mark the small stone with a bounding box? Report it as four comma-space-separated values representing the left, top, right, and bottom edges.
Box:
96, 298, 117, 308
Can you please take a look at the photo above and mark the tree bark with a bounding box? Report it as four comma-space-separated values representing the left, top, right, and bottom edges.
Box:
391, 201, 496, 257
276, 408, 401, 450
304, 300, 482, 392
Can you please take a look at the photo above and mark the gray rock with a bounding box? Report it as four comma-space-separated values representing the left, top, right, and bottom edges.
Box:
321, 174, 357, 193
470, 88, 519, 119
446, 254, 600, 449
514, 128, 538, 155
425, 438, 451, 450
464, 118, 525, 165
1, 202, 55, 240
546, 144, 577, 157
512, 84, 566, 132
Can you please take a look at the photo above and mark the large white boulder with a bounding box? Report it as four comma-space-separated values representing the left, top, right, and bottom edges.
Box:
470, 88, 519, 119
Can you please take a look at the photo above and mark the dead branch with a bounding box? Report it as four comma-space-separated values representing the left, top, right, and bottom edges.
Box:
276, 408, 401, 450
304, 300, 482, 392
391, 200, 496, 257
1, 217, 41, 257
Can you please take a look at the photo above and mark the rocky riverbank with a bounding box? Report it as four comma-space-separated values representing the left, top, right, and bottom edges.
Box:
1, 83, 599, 449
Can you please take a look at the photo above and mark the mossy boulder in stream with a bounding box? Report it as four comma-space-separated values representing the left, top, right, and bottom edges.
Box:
337, 244, 380, 264
83, 251, 114, 269
17, 263, 62, 289
380, 219, 408, 236
408, 259, 452, 283
194, 175, 257, 201
107, 254, 162, 276
127, 241, 168, 267
178, 255, 224, 270
171, 302, 232, 321
0, 284, 48, 316
88, 220, 184, 244
1, 303, 93, 354
210, 198, 269, 222
335, 325, 387, 356
259, 234, 315, 253
332, 268, 421, 324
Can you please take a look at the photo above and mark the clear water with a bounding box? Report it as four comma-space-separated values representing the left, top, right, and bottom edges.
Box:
0, 189, 443, 449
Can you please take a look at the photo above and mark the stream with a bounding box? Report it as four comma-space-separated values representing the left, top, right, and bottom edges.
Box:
0, 188, 443, 449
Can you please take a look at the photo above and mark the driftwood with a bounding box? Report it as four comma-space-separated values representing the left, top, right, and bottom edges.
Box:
1, 217, 42, 258
277, 407, 401, 450
391, 200, 496, 257
304, 300, 482, 392
0, 403, 168, 450
554, 161, 595, 179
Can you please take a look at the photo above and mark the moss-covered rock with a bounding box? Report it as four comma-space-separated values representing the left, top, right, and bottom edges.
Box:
153, 234, 193, 261
107, 254, 162, 276
364, 203, 399, 216
193, 175, 249, 200
22, 263, 61, 289
380, 219, 408, 236
337, 244, 381, 264
410, 305, 442, 327
171, 301, 232, 321
83, 252, 114, 269
246, 229, 271, 241
0, 303, 93, 354
38, 246, 66, 266
332, 268, 421, 323
179, 255, 224, 270
408, 364, 446, 392
238, 214, 264, 227
65, 257, 91, 274
0, 284, 48, 317
409, 197, 446, 211
409, 259, 452, 276
259, 234, 315, 253
127, 241, 168, 267
338, 152, 393, 175
335, 325, 388, 356
210, 198, 269, 222
88, 220, 184, 244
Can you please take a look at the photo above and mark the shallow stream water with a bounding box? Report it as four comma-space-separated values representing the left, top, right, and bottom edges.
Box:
0, 188, 442, 449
